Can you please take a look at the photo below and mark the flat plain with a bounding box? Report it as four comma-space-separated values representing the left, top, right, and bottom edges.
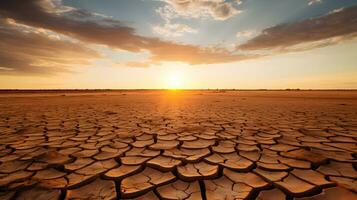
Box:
0, 90, 356, 200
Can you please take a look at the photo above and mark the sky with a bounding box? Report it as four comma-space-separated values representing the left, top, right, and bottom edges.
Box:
0, 0, 356, 89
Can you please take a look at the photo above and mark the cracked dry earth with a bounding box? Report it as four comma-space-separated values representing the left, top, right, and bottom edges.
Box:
0, 91, 357, 200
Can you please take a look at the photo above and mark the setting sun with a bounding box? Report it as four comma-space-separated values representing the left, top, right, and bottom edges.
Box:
165, 70, 184, 89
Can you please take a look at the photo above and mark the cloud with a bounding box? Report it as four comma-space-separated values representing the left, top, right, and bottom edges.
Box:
238, 6, 357, 51
308, 0, 322, 6
0, 0, 147, 52
329, 7, 344, 14
0, 0, 252, 68
0, 18, 100, 74
117, 61, 156, 68
153, 22, 198, 37
236, 30, 258, 39
124, 61, 152, 68
147, 40, 256, 64
158, 0, 242, 21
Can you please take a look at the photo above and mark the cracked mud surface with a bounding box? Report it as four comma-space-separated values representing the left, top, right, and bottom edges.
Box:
0, 90, 356, 200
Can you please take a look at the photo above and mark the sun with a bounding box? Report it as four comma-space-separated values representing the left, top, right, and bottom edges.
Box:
165, 70, 184, 89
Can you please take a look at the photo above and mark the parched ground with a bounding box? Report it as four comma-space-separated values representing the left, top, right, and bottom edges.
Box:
0, 90, 356, 200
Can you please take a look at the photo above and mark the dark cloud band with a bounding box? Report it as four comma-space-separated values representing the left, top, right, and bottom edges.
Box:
238, 6, 357, 50
0, 18, 100, 74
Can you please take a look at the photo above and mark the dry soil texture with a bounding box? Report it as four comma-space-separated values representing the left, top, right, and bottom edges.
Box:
0, 90, 356, 200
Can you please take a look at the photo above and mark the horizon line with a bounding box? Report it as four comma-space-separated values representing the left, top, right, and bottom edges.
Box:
1, 89, 357, 92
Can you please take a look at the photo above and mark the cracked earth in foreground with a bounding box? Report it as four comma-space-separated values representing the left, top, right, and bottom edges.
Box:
0, 90, 356, 200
